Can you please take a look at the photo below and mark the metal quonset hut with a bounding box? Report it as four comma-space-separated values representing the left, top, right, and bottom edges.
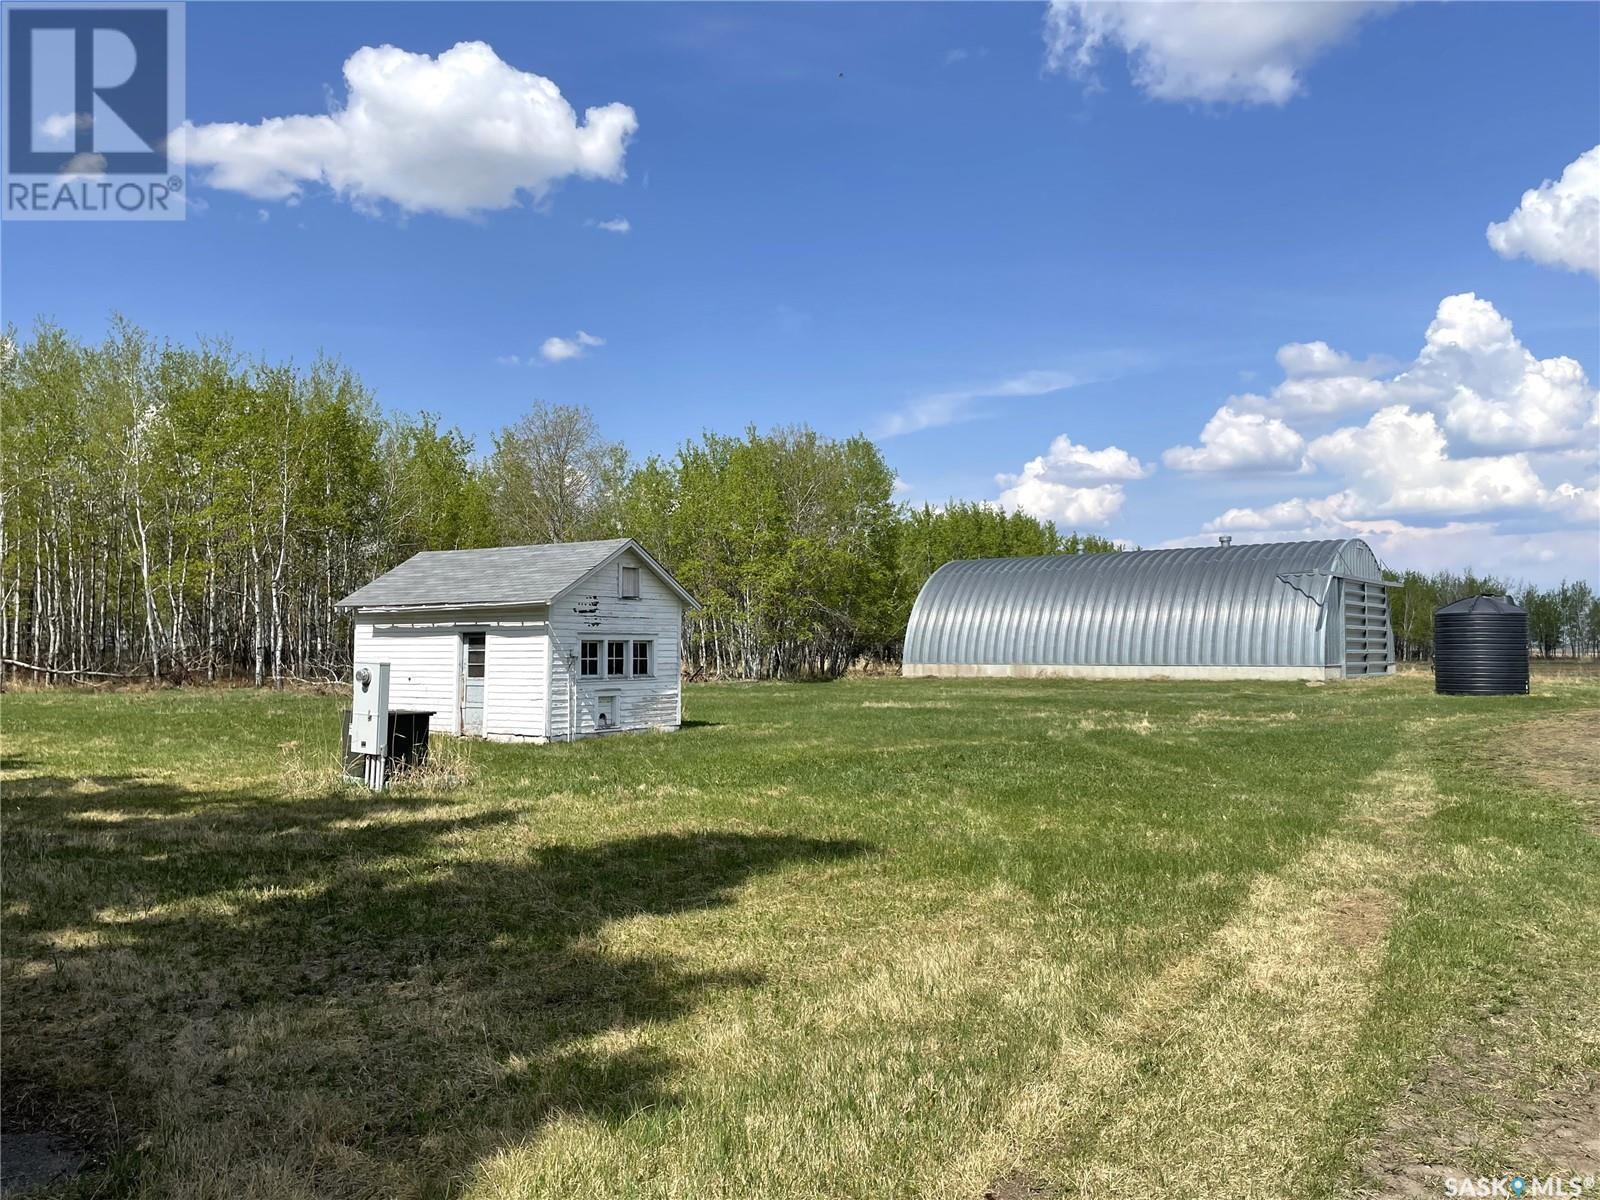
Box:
902, 538, 1395, 682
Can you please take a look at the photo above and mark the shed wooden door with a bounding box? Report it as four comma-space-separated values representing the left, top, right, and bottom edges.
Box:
461, 632, 486, 734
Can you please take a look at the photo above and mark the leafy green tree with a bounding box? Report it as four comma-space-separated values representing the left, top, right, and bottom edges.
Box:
894, 500, 1119, 634
1523, 587, 1563, 658
381, 413, 494, 556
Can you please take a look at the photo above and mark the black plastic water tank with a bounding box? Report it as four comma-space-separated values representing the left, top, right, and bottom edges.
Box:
1433, 594, 1529, 695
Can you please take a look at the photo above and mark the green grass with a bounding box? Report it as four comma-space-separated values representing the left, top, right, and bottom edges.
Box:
2, 673, 1596, 1199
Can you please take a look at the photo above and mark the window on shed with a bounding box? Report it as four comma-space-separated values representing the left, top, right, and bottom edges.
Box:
464, 632, 486, 679
607, 640, 627, 676
631, 640, 651, 676
620, 565, 641, 599
579, 641, 600, 677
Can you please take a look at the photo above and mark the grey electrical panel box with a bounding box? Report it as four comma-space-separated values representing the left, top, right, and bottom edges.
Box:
349, 662, 391, 755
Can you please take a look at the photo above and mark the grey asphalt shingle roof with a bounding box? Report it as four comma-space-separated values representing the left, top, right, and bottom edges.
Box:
337, 538, 643, 609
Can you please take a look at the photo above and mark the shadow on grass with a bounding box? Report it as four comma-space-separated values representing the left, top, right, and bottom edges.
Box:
2, 774, 869, 1193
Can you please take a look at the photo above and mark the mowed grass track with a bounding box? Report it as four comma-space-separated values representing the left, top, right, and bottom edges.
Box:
3, 675, 1597, 1199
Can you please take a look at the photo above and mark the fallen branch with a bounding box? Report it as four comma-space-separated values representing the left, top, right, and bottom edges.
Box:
3, 659, 146, 679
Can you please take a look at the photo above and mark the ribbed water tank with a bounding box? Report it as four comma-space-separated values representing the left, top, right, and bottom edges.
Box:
1433, 594, 1529, 695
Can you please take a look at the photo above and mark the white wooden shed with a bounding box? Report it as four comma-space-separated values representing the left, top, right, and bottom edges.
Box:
335, 538, 698, 742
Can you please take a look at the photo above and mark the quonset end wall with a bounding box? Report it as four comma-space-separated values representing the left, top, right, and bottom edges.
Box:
902, 538, 1395, 682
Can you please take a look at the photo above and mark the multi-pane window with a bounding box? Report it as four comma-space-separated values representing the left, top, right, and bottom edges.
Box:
620, 565, 641, 599
607, 640, 627, 676
631, 640, 651, 676
579, 641, 600, 677
464, 632, 485, 679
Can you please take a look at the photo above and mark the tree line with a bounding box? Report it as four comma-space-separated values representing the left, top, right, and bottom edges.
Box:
1, 320, 1114, 683
4, 320, 1593, 685
1387, 569, 1600, 661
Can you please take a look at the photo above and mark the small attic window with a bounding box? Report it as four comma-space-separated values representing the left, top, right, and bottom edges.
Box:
620, 565, 641, 600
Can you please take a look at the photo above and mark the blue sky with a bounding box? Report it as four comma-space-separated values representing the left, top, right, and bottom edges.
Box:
6, 1, 1598, 582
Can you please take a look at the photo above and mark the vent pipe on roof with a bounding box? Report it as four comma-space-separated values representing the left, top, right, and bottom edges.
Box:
1218, 535, 1233, 547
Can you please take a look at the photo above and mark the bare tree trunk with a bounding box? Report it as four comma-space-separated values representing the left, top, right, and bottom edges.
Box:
130, 488, 164, 683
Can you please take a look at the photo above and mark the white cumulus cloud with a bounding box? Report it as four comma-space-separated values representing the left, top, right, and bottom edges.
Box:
1178, 512, 1597, 580
539, 330, 604, 363
1162, 404, 1307, 473
180, 41, 637, 217
1193, 400, 1595, 542
1549, 480, 1600, 525
1304, 406, 1549, 518
1166, 296, 1597, 581
588, 216, 631, 234
1042, 0, 1386, 106
994, 434, 1151, 527
1394, 293, 1598, 452
1217, 294, 1596, 452
997, 480, 1127, 527
59, 152, 108, 177
1275, 339, 1392, 381
1486, 145, 1600, 277
38, 111, 90, 139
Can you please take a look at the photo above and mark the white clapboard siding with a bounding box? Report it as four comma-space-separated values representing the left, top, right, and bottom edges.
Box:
483, 628, 549, 740
548, 549, 684, 739
354, 621, 462, 733
348, 543, 686, 744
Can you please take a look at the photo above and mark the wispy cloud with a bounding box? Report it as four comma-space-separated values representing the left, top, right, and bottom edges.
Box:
539, 330, 605, 363
586, 215, 632, 234
59, 152, 107, 177
38, 111, 90, 141
874, 368, 1089, 439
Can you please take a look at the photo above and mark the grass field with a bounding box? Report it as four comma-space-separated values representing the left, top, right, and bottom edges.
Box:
3, 673, 1597, 1199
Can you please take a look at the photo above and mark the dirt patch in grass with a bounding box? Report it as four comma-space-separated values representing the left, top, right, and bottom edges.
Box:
1324, 887, 1396, 951
1361, 1046, 1600, 1197
0, 1131, 86, 1194
0, 1069, 100, 1197
983, 1171, 1058, 1200
1478, 711, 1600, 826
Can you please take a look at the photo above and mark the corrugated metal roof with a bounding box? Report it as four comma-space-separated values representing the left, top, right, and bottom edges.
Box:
903, 538, 1387, 669
336, 538, 694, 610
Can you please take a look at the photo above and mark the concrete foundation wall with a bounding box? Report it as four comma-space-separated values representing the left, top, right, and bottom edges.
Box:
902, 662, 1347, 682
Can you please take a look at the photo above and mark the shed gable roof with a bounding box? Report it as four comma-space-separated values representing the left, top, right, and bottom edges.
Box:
336, 538, 697, 610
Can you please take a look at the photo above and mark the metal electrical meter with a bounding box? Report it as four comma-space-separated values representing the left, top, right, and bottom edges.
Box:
349, 662, 391, 756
